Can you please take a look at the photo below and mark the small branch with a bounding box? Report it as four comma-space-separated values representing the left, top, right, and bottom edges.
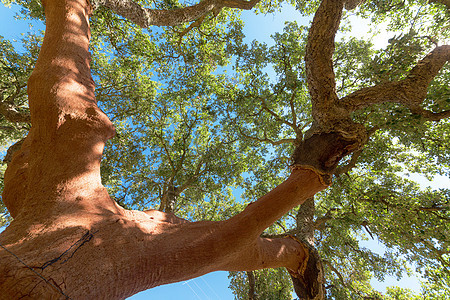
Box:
3, 138, 26, 164
288, 90, 302, 139
0, 102, 31, 124
238, 127, 296, 146
361, 220, 374, 240
155, 130, 176, 173
344, 0, 365, 10
418, 206, 446, 212
410, 108, 450, 121
323, 260, 346, 287
260, 229, 296, 238
314, 215, 333, 230
429, 0, 450, 9
259, 97, 295, 128
334, 149, 363, 175
175, 15, 207, 46
177, 159, 208, 194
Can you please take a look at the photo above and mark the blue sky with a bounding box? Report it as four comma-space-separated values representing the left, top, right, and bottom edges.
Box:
2, 2, 449, 299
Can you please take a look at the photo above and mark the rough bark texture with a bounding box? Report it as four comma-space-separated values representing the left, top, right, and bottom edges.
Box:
288, 199, 325, 300
304, 0, 449, 157
247, 270, 258, 300
297, 198, 315, 246
93, 0, 261, 27
291, 132, 360, 185
304, 0, 368, 155
159, 181, 178, 212
339, 45, 450, 120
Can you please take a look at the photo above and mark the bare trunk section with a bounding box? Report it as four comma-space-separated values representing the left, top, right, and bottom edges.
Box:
3, 0, 116, 220
0, 168, 326, 299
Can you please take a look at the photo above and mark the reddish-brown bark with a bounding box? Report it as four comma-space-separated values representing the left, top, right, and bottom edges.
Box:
0, 0, 331, 298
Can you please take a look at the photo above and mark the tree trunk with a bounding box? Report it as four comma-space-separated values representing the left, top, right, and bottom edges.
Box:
296, 198, 316, 245
247, 271, 258, 300
0, 0, 367, 299
159, 180, 178, 213
0, 2, 330, 298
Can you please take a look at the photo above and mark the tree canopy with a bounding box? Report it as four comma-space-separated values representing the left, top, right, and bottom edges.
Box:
0, 0, 449, 299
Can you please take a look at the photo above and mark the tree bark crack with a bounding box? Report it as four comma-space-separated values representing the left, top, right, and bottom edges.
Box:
39, 230, 97, 271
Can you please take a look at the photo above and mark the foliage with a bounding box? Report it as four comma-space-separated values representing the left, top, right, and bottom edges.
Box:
229, 269, 293, 300
0, 32, 40, 225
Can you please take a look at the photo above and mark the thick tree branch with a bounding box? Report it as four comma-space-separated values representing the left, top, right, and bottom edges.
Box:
303, 0, 369, 145
296, 197, 315, 245
94, 0, 260, 27
338, 45, 450, 115
247, 271, 257, 300
305, 0, 344, 112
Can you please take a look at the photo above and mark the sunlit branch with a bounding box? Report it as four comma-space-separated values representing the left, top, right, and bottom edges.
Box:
412, 108, 450, 121
155, 130, 177, 172
175, 15, 207, 46
339, 45, 450, 115
93, 0, 260, 27
259, 97, 297, 130
305, 0, 344, 108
